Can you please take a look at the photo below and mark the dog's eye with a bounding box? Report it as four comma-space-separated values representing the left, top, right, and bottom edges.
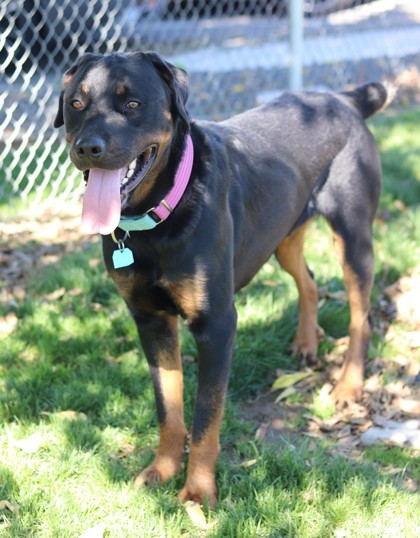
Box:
70, 99, 83, 110
126, 101, 141, 110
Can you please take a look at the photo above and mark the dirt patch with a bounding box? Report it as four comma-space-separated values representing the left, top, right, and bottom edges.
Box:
0, 203, 97, 306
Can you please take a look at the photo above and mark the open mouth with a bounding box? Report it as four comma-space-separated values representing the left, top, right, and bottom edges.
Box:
120, 144, 158, 197
83, 144, 158, 199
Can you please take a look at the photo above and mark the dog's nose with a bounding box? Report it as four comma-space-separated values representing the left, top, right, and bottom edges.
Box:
75, 137, 106, 159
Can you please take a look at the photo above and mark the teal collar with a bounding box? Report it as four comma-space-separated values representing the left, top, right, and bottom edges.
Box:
118, 134, 194, 233
118, 212, 161, 232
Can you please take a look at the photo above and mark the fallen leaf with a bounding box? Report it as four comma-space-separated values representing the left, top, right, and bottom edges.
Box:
0, 500, 19, 515
78, 523, 106, 538
12, 286, 26, 301
395, 398, 420, 415
275, 385, 297, 403
402, 478, 417, 492
263, 280, 280, 287
68, 287, 83, 297
45, 288, 66, 301
272, 371, 312, 391
308, 413, 345, 432
337, 425, 352, 438
255, 422, 270, 441
0, 312, 18, 338
41, 254, 60, 265
325, 290, 347, 302
14, 433, 44, 453
302, 490, 316, 503
241, 458, 258, 468
19, 347, 39, 362
184, 501, 210, 530
44, 410, 88, 421
384, 269, 420, 326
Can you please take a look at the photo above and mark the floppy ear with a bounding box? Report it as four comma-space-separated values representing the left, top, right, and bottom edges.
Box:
54, 53, 99, 128
145, 52, 190, 126
54, 89, 66, 128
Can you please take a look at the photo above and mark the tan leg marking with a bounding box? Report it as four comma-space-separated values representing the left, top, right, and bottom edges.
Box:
135, 349, 187, 487
332, 234, 372, 405
178, 415, 221, 508
276, 222, 323, 362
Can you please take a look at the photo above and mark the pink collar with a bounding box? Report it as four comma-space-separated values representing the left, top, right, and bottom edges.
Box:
154, 134, 194, 221
118, 134, 194, 232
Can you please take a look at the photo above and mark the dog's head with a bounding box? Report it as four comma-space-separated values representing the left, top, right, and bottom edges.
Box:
54, 52, 190, 233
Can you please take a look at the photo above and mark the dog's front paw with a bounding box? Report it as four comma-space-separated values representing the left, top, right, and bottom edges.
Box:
290, 324, 324, 366
134, 465, 162, 487
134, 457, 181, 488
178, 478, 218, 509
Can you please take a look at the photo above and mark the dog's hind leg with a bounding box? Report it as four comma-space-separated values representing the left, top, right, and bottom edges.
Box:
275, 221, 324, 365
330, 226, 374, 406
133, 313, 188, 487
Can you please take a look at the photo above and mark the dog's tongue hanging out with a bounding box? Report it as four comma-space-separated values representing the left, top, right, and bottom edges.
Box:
81, 168, 125, 235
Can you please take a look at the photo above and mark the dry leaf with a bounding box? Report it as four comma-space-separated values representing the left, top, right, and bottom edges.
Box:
241, 458, 258, 468
0, 312, 18, 338
302, 490, 316, 503
325, 290, 347, 302
255, 422, 270, 441
78, 523, 106, 538
336, 425, 352, 439
45, 288, 66, 301
44, 410, 88, 421
395, 398, 420, 415
184, 501, 211, 530
68, 287, 83, 297
272, 371, 312, 391
14, 433, 44, 453
275, 385, 297, 403
263, 280, 280, 287
402, 478, 417, 492
0, 500, 19, 515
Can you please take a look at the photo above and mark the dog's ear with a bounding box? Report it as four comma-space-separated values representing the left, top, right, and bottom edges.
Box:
54, 89, 66, 129
54, 53, 99, 128
145, 52, 190, 126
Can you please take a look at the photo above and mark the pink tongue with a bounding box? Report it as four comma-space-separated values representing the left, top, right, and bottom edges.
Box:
81, 168, 125, 235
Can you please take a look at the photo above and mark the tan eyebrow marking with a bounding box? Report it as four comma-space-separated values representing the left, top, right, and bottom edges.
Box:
116, 83, 128, 96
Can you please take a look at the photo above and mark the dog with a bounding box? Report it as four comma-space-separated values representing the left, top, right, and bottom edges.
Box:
54, 51, 387, 507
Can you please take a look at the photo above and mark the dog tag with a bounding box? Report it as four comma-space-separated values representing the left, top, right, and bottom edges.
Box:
112, 246, 134, 269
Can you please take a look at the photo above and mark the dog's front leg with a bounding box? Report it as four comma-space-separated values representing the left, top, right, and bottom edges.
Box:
178, 308, 237, 508
133, 313, 188, 487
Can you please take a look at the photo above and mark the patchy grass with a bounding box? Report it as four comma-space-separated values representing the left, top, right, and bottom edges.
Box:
0, 107, 419, 536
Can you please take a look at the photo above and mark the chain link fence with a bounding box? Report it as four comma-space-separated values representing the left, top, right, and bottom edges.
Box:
1, 0, 419, 211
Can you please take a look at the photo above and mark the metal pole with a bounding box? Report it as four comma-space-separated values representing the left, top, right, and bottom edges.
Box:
289, 0, 304, 91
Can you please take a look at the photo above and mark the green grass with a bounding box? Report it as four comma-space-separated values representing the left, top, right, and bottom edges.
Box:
1, 107, 419, 537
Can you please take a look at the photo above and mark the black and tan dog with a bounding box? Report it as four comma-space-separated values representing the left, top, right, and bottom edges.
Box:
55, 51, 387, 507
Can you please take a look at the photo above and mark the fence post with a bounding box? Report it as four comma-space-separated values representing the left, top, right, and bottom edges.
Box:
289, 0, 304, 91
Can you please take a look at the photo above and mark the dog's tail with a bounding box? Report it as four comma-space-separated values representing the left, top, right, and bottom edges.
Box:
342, 82, 393, 119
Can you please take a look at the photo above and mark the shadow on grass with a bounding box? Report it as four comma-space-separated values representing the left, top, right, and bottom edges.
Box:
0, 228, 416, 537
